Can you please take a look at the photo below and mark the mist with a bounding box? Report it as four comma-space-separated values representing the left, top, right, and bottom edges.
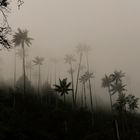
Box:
0, 0, 138, 103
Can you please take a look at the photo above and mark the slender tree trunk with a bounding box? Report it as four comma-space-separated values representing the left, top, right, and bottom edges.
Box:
86, 53, 94, 126
83, 83, 87, 108
114, 120, 121, 140
89, 80, 93, 111
22, 42, 26, 95
94, 83, 98, 111
86, 54, 93, 111
54, 63, 56, 85
38, 64, 41, 96
70, 62, 75, 106
64, 93, 66, 105
30, 61, 32, 82
50, 68, 52, 87
108, 86, 113, 112
75, 53, 82, 104
14, 48, 17, 88
81, 85, 83, 108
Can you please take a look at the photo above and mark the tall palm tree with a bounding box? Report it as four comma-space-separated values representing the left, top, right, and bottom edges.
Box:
65, 54, 76, 105
79, 74, 88, 108
102, 74, 114, 112
83, 71, 94, 111
75, 44, 85, 104
50, 58, 59, 85
14, 47, 17, 88
54, 78, 72, 104
82, 45, 95, 111
33, 56, 44, 95
26, 61, 32, 81
13, 28, 33, 95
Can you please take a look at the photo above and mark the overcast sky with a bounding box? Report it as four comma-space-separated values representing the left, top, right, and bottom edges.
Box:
1, 0, 140, 103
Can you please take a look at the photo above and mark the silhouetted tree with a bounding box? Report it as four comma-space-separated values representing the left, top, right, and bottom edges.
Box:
79, 74, 88, 108
126, 94, 139, 113
75, 44, 85, 104
83, 71, 94, 111
0, 0, 11, 48
54, 78, 72, 104
102, 74, 114, 112
33, 56, 44, 95
13, 28, 33, 95
0, 0, 24, 48
26, 61, 32, 81
50, 57, 59, 85
65, 54, 76, 105
112, 70, 125, 84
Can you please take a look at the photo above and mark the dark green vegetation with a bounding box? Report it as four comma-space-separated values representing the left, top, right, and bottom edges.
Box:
0, 76, 139, 140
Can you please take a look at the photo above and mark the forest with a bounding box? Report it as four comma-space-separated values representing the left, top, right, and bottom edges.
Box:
0, 0, 140, 140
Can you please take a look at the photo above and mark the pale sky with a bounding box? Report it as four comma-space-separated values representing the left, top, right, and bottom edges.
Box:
1, 0, 140, 104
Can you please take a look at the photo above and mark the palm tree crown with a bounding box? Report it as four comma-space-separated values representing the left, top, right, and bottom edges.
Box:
64, 54, 76, 64
54, 78, 72, 96
12, 28, 33, 47
112, 70, 125, 83
110, 82, 126, 95
101, 74, 113, 88
33, 56, 44, 65
126, 94, 139, 111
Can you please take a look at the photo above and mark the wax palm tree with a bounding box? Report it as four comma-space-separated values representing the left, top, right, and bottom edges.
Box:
13, 47, 17, 88
126, 94, 139, 113
83, 45, 94, 110
79, 74, 88, 108
83, 71, 94, 111
50, 58, 59, 85
113, 93, 127, 113
110, 82, 126, 96
102, 74, 114, 112
33, 56, 44, 95
12, 28, 33, 95
112, 70, 125, 84
65, 54, 76, 105
54, 78, 72, 104
75, 44, 85, 104
26, 61, 32, 81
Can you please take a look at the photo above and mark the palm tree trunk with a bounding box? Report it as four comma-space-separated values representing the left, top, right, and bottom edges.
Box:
108, 86, 113, 112
64, 93, 66, 105
81, 85, 84, 107
83, 83, 87, 108
70, 62, 75, 106
22, 42, 26, 95
38, 64, 41, 96
30, 61, 32, 82
88, 80, 93, 109
54, 63, 56, 85
14, 48, 17, 88
75, 53, 82, 104
86, 53, 94, 126
85, 54, 93, 110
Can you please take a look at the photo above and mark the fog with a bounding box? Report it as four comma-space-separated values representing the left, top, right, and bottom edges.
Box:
1, 0, 140, 104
